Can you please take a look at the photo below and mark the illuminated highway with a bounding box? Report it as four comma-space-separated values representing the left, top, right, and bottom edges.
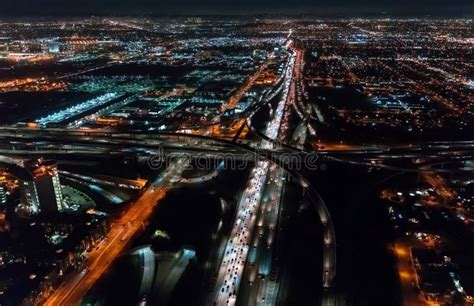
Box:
393, 241, 423, 306
42, 157, 190, 306
238, 164, 285, 306
210, 44, 296, 306
2, 126, 473, 158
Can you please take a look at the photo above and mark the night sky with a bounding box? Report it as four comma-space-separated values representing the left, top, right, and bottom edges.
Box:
0, 0, 472, 16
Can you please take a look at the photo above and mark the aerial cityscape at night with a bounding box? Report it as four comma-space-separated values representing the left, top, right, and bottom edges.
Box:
0, 3, 472, 306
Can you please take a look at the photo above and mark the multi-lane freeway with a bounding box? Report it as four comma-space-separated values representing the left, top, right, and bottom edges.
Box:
210, 46, 301, 306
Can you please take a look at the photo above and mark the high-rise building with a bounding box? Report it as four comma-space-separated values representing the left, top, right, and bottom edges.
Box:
20, 159, 64, 214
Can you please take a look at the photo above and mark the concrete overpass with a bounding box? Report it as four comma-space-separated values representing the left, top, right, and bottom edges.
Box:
0, 127, 472, 175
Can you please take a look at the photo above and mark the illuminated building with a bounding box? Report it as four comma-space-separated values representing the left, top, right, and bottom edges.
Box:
48, 43, 60, 54
0, 186, 6, 205
20, 159, 64, 214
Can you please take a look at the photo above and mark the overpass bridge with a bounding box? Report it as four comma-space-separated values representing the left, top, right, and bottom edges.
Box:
0, 126, 473, 156
0, 126, 472, 174
0, 130, 339, 299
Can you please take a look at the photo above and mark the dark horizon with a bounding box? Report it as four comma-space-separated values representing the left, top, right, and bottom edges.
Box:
0, 0, 472, 17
